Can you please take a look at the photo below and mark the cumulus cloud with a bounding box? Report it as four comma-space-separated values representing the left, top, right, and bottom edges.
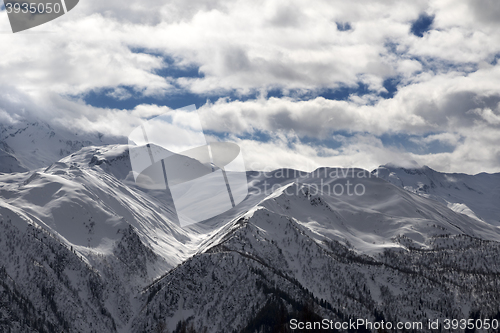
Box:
470, 107, 500, 125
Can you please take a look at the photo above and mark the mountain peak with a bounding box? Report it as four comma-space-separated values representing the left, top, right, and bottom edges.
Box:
382, 159, 422, 170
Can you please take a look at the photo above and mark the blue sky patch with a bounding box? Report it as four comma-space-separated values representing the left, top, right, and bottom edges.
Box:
336, 22, 352, 31
410, 13, 434, 38
80, 80, 388, 112
317, 82, 370, 101
380, 133, 457, 154
491, 54, 500, 66
381, 77, 400, 99
80, 86, 210, 110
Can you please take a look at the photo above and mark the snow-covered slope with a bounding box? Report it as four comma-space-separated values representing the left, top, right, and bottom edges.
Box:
0, 146, 198, 266
0, 141, 28, 173
375, 164, 500, 226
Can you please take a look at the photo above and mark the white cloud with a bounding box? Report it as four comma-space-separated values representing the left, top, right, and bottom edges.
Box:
0, 0, 499, 173
2, 0, 499, 96
410, 132, 462, 146
413, 125, 500, 174
235, 133, 414, 173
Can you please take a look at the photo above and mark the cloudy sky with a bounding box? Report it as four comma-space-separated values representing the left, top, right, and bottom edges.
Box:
1, 0, 499, 174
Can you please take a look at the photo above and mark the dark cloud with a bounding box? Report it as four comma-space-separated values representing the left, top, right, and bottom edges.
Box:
223, 47, 253, 73
268, 4, 303, 28
468, 0, 500, 25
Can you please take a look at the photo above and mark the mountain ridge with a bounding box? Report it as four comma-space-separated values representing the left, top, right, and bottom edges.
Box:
1, 134, 500, 331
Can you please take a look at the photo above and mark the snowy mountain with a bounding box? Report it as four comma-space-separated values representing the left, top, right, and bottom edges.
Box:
0, 141, 28, 173
375, 164, 500, 226
0, 143, 500, 332
0, 120, 124, 171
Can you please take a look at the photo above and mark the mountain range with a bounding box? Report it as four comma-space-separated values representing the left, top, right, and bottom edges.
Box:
1, 120, 499, 332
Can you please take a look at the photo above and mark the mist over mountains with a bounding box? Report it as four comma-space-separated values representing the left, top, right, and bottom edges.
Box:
0, 120, 500, 332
